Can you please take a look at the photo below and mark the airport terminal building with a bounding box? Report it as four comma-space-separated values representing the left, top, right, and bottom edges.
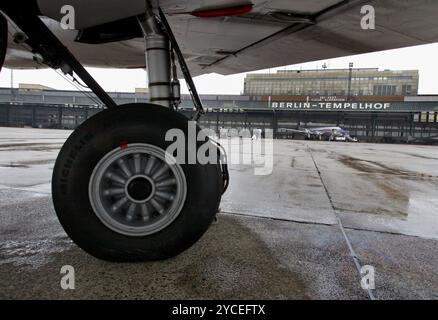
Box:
244, 68, 419, 97
0, 68, 437, 143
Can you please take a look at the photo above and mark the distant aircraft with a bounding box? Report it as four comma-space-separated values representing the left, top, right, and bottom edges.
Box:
278, 127, 358, 142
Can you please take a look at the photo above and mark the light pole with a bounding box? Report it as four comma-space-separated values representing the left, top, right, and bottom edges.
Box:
10, 69, 16, 101
347, 62, 353, 101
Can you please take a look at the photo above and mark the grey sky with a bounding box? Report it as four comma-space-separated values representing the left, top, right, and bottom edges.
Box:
1, 42, 437, 95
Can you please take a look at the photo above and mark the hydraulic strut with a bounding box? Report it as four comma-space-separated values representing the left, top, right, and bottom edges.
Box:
157, 8, 205, 121
138, 4, 172, 108
138, 4, 204, 119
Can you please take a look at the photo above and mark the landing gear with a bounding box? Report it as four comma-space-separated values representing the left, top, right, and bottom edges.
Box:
0, 3, 227, 261
52, 104, 223, 261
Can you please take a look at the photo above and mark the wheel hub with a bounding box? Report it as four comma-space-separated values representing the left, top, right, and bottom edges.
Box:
126, 176, 154, 202
88, 143, 187, 237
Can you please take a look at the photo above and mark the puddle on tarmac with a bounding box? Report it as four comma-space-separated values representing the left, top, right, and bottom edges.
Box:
338, 155, 437, 179
0, 238, 73, 269
310, 154, 438, 237
336, 156, 413, 218
1, 159, 55, 166
0, 163, 29, 168
0, 143, 63, 152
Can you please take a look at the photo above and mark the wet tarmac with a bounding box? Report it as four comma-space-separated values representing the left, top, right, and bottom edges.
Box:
0, 127, 437, 299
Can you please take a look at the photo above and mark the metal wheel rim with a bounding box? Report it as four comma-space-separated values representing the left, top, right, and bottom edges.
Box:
88, 143, 187, 237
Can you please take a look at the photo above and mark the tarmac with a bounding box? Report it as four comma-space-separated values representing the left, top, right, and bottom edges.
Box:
0, 127, 437, 299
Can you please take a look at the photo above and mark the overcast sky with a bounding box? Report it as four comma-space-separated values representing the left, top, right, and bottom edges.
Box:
1, 42, 437, 95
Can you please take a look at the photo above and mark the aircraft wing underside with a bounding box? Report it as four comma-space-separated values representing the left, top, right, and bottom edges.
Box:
3, 0, 438, 76
167, 0, 438, 76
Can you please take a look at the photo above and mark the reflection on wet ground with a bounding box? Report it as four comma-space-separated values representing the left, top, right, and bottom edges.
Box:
0, 143, 63, 149
330, 154, 438, 221
304, 142, 438, 240
339, 155, 438, 179
337, 156, 411, 218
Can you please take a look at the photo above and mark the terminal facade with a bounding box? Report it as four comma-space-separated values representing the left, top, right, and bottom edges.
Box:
244, 68, 419, 97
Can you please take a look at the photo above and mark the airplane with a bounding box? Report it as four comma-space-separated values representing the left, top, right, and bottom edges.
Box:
278, 126, 358, 142
1, 0, 437, 261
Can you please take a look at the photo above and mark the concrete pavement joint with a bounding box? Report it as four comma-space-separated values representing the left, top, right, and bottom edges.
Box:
307, 145, 378, 300
220, 210, 425, 240
220, 210, 335, 226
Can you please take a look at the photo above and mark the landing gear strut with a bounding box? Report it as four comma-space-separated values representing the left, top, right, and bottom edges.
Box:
138, 5, 205, 120
1, 2, 227, 261
138, 4, 174, 108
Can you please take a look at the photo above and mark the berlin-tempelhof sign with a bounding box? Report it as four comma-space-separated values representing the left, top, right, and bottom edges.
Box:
271, 101, 392, 111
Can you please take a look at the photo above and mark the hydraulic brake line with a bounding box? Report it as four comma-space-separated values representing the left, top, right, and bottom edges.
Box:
157, 7, 205, 121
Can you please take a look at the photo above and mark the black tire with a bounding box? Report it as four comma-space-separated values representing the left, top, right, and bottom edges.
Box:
0, 14, 8, 73
52, 103, 223, 261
